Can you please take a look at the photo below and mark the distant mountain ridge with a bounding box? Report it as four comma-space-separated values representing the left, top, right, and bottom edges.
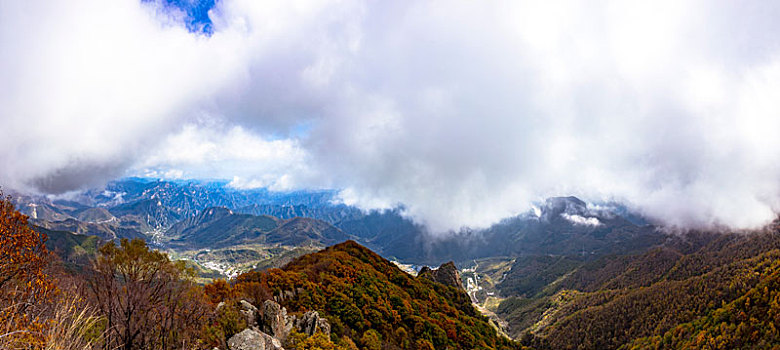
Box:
355, 197, 664, 265
11, 178, 660, 266
165, 206, 353, 248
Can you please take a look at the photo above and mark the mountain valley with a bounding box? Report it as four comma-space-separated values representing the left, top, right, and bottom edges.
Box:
8, 178, 780, 349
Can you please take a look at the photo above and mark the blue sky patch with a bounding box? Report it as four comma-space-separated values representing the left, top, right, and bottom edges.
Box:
147, 0, 217, 35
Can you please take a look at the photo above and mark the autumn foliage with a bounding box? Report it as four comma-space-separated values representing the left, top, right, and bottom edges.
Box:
87, 238, 211, 350
504, 228, 780, 350
207, 240, 520, 350
0, 193, 57, 347
0, 194, 213, 349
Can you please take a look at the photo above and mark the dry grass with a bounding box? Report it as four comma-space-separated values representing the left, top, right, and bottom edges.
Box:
43, 296, 103, 350
1, 295, 104, 350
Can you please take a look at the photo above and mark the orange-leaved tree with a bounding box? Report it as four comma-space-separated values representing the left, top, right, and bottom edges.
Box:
0, 192, 57, 347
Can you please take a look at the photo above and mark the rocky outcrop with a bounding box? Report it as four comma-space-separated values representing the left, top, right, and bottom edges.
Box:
260, 300, 295, 341
235, 299, 331, 344
294, 311, 331, 336
418, 261, 463, 289
227, 328, 283, 350
239, 300, 259, 327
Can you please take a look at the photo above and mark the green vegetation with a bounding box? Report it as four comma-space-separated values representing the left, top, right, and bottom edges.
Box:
494, 227, 780, 349
497, 256, 582, 298
215, 241, 521, 350
626, 250, 780, 349
38, 226, 100, 270
171, 244, 321, 282
41, 227, 99, 257
12, 187, 780, 349
4, 191, 520, 349
166, 208, 351, 249
252, 246, 321, 271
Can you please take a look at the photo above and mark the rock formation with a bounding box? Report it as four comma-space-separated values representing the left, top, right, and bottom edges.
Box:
294, 310, 331, 336
259, 300, 295, 341
232, 298, 331, 348
418, 261, 463, 289
227, 328, 283, 350
239, 300, 259, 327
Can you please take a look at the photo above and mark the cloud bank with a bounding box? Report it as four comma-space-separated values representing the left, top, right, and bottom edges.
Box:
3, 0, 780, 232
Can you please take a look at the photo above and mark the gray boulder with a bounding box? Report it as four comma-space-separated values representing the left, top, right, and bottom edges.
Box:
239, 300, 259, 327
227, 328, 283, 350
239, 299, 333, 343
294, 311, 331, 336
260, 300, 294, 341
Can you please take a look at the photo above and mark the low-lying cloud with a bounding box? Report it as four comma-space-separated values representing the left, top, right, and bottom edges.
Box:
2, 0, 780, 232
561, 214, 602, 228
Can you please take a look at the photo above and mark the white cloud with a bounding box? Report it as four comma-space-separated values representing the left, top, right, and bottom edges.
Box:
2, 0, 780, 232
134, 123, 310, 191
561, 214, 602, 227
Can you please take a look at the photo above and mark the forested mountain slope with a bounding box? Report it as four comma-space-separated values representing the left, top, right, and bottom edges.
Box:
497, 223, 780, 349
225, 240, 521, 350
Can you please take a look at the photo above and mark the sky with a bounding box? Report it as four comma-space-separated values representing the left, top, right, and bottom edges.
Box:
2, 0, 780, 233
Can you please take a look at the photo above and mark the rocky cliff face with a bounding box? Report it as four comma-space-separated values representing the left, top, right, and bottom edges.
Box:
294, 310, 331, 336
227, 299, 331, 350
259, 300, 294, 341
418, 261, 463, 289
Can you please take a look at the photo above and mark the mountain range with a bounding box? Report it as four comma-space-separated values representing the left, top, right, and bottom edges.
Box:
12, 179, 662, 265
16, 177, 780, 348
166, 207, 352, 248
